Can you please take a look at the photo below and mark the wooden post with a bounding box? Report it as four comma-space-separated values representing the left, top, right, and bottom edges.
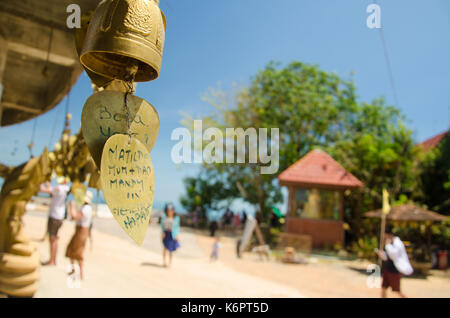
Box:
378, 214, 386, 267
254, 222, 265, 245
288, 186, 295, 216
426, 224, 432, 262
339, 190, 345, 221
285, 186, 295, 234
379, 189, 390, 266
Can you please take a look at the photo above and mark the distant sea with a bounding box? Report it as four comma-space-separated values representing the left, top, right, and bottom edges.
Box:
0, 177, 187, 214
89, 190, 187, 214
0, 178, 266, 217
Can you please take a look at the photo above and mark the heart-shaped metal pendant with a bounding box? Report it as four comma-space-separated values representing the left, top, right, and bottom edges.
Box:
100, 134, 154, 245
81, 90, 159, 168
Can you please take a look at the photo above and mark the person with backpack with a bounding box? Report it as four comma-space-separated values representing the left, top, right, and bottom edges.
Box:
377, 225, 414, 298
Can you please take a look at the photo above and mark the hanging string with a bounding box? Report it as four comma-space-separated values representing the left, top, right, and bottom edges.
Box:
28, 118, 38, 158
25, 26, 54, 157
42, 27, 54, 78
124, 90, 132, 144
123, 63, 138, 144
10, 140, 18, 157
373, 0, 400, 109
46, 92, 70, 155
63, 91, 71, 133
160, 0, 173, 12
48, 101, 62, 148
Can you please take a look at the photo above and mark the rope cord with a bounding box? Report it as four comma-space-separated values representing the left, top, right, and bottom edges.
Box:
123, 64, 138, 144
373, 0, 400, 109
63, 91, 71, 133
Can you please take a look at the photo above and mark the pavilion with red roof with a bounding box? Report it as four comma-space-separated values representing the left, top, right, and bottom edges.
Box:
278, 149, 363, 249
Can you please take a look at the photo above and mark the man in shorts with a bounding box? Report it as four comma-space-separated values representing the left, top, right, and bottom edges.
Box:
40, 178, 70, 266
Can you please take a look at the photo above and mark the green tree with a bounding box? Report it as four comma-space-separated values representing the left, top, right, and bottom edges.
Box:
182, 61, 419, 226
186, 62, 361, 218
327, 100, 421, 237
419, 132, 450, 215
179, 168, 238, 221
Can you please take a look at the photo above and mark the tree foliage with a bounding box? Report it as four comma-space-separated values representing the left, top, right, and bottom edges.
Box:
419, 133, 450, 215
181, 62, 420, 227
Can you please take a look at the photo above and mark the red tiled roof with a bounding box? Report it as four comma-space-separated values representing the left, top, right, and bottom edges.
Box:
418, 131, 448, 152
278, 149, 363, 189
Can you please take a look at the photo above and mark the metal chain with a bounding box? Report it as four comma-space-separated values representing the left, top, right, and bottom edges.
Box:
123, 63, 138, 144
124, 88, 133, 144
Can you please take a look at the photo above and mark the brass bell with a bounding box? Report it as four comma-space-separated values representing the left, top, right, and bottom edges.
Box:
80, 0, 166, 82
75, 10, 114, 88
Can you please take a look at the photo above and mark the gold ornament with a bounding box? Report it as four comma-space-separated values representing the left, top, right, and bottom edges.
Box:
0, 150, 49, 297
78, 0, 166, 246
81, 90, 159, 168
100, 134, 154, 245
75, 9, 115, 88
80, 0, 166, 82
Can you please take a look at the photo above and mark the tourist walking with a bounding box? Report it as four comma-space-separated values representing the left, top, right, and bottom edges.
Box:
161, 203, 180, 267
65, 191, 93, 280
377, 226, 413, 298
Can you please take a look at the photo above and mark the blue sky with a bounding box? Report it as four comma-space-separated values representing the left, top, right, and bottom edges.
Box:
0, 0, 449, 212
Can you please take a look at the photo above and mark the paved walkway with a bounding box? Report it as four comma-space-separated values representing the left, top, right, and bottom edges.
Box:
21, 210, 450, 298
23, 212, 304, 298
195, 231, 450, 298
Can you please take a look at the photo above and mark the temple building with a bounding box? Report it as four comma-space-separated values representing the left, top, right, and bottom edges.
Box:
278, 149, 363, 249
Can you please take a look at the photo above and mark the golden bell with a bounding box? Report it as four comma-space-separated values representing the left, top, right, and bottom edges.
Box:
75, 10, 114, 88
80, 0, 166, 82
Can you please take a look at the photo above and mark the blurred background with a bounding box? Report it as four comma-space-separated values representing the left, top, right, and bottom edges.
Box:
0, 0, 448, 298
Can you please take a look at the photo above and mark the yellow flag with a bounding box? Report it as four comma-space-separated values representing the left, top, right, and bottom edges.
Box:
382, 188, 390, 215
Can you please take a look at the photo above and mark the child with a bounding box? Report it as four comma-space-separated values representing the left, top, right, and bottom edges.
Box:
210, 237, 221, 262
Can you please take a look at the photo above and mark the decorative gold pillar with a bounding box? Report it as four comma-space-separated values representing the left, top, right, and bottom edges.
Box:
0, 150, 49, 297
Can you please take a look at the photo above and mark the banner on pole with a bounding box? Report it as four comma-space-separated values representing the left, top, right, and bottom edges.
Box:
382, 188, 390, 215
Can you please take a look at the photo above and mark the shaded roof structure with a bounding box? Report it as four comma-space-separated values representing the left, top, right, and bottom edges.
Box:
365, 204, 447, 222
418, 131, 448, 152
278, 149, 363, 190
0, 0, 101, 126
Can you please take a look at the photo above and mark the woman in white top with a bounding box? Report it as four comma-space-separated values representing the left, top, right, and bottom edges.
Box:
65, 191, 93, 280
